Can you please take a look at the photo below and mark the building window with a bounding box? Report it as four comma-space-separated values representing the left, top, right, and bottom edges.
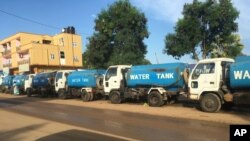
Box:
60, 51, 65, 59
73, 56, 79, 62
72, 42, 77, 47
42, 40, 51, 44
59, 38, 64, 46
50, 54, 55, 60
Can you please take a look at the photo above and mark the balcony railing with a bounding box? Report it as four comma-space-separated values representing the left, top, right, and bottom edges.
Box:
2, 50, 11, 56
18, 59, 30, 65
3, 63, 12, 68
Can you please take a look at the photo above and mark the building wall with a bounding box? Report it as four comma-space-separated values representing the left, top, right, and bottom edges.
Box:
0, 32, 83, 74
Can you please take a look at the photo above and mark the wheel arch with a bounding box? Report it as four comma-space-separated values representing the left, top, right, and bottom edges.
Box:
199, 91, 223, 102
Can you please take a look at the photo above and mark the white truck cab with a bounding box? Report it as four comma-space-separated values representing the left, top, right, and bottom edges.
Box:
24, 74, 36, 94
104, 65, 131, 95
188, 58, 234, 112
55, 70, 73, 96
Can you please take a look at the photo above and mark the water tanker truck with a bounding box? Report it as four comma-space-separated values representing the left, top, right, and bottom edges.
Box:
104, 63, 188, 106
27, 71, 57, 97
187, 57, 250, 112
104, 57, 250, 112
58, 69, 106, 101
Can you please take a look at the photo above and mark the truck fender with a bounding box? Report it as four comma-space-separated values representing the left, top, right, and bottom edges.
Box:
81, 87, 93, 93
147, 87, 166, 95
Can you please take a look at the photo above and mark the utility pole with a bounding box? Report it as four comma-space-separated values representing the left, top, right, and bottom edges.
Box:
155, 52, 159, 64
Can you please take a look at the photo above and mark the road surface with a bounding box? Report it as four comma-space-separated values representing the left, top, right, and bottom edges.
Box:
0, 94, 241, 141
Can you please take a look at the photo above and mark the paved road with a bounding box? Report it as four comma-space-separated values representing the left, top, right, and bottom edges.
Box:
0, 96, 229, 141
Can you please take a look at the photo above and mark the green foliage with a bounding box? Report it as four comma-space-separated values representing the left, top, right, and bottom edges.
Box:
164, 0, 241, 61
210, 34, 244, 58
84, 0, 149, 69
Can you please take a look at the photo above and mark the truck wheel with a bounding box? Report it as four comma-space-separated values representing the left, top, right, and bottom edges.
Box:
200, 93, 221, 112
27, 88, 32, 97
148, 91, 164, 107
41, 90, 48, 98
89, 93, 94, 101
58, 89, 67, 99
81, 90, 89, 102
110, 91, 122, 104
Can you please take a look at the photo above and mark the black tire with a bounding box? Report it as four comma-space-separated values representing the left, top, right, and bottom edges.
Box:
200, 93, 221, 112
89, 93, 94, 101
110, 91, 122, 104
27, 88, 32, 97
58, 89, 67, 99
10, 87, 14, 95
148, 91, 164, 107
222, 102, 234, 111
81, 90, 89, 102
40, 90, 48, 98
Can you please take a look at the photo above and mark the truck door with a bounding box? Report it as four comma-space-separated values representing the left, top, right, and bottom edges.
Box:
24, 75, 34, 91
104, 67, 120, 94
55, 72, 63, 92
189, 62, 217, 99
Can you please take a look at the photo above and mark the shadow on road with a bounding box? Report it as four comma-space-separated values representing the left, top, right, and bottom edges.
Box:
0, 93, 58, 107
35, 129, 127, 141
0, 123, 47, 141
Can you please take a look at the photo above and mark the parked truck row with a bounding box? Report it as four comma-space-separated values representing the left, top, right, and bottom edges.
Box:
0, 56, 249, 112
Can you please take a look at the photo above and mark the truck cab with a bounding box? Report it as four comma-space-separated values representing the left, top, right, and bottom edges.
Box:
188, 58, 234, 112
55, 70, 73, 94
104, 65, 131, 95
24, 74, 36, 94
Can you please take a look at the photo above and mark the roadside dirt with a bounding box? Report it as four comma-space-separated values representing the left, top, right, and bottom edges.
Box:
1, 94, 250, 124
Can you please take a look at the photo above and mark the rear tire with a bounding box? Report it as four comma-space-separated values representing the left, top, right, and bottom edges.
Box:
110, 91, 122, 104
222, 102, 234, 111
40, 90, 48, 98
200, 93, 221, 112
148, 91, 164, 107
89, 93, 94, 101
81, 90, 89, 102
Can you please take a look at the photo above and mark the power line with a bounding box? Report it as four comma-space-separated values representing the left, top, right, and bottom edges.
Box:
0, 9, 92, 36
0, 9, 61, 30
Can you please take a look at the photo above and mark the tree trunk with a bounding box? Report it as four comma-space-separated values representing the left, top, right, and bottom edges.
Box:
202, 41, 207, 59
192, 51, 200, 62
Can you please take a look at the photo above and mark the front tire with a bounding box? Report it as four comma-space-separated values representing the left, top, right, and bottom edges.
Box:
200, 93, 221, 112
110, 91, 122, 104
58, 89, 67, 99
26, 88, 32, 97
148, 91, 164, 107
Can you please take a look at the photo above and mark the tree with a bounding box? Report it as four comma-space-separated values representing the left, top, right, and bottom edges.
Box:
84, 0, 149, 69
210, 34, 244, 58
164, 0, 241, 61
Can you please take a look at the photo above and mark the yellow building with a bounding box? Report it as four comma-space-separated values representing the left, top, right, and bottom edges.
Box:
0, 32, 82, 74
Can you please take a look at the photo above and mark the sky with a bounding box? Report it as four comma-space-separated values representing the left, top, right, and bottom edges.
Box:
0, 0, 249, 64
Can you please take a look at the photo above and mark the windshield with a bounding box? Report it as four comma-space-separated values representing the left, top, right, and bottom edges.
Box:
192, 63, 215, 79
56, 72, 63, 82
105, 67, 117, 81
